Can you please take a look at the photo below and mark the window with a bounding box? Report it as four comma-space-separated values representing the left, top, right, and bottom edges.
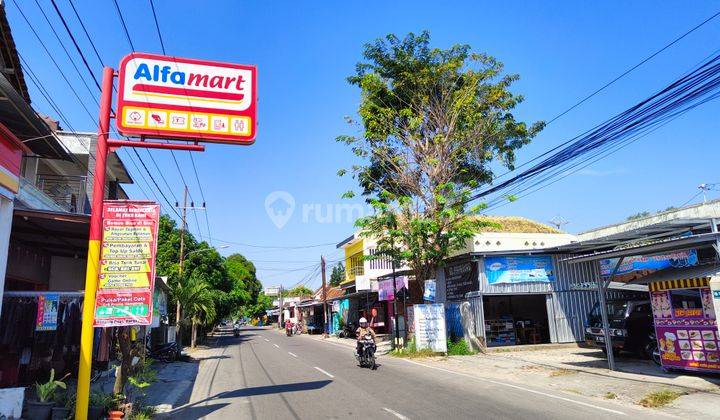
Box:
670, 289, 702, 309
669, 288, 703, 318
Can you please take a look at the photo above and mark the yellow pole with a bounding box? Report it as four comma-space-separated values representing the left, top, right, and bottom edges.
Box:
75, 67, 114, 420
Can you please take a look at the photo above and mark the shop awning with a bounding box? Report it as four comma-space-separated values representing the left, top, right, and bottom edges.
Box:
10, 208, 89, 258
627, 263, 720, 287
561, 232, 720, 264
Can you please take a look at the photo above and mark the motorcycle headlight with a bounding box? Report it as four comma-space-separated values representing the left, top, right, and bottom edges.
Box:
585, 327, 593, 334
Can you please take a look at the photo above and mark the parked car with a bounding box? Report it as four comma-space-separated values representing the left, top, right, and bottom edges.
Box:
584, 299, 657, 360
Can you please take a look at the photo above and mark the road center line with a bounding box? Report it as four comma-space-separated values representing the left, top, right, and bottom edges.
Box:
288, 352, 298, 358
314, 366, 334, 378
273, 344, 280, 349
382, 407, 410, 420
400, 359, 626, 416
264, 339, 269, 342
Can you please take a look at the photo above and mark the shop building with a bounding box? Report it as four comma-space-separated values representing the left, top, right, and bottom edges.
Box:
333, 233, 409, 335
436, 217, 643, 347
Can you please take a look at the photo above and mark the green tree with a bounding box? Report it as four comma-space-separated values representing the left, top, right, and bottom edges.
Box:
338, 32, 543, 291
627, 211, 651, 221
329, 263, 345, 287
244, 293, 273, 320
172, 278, 217, 348
283, 285, 313, 297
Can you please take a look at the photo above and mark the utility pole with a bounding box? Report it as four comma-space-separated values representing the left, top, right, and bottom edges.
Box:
390, 221, 400, 351
175, 186, 206, 348
549, 215, 569, 231
321, 256, 328, 338
278, 285, 284, 329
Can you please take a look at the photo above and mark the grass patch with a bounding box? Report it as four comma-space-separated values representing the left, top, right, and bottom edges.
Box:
549, 368, 577, 377
447, 338, 476, 356
562, 388, 582, 395
604, 392, 617, 400
638, 390, 684, 408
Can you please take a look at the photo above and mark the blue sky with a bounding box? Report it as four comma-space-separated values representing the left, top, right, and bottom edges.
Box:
8, 1, 720, 289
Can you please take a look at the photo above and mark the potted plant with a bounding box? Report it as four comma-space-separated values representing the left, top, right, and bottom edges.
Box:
88, 391, 112, 420
51, 391, 73, 420
27, 369, 69, 420
108, 393, 126, 419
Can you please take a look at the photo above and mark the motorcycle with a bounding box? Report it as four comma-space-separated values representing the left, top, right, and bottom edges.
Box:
356, 333, 376, 369
147, 341, 179, 363
285, 320, 294, 336
338, 322, 355, 338
233, 325, 240, 337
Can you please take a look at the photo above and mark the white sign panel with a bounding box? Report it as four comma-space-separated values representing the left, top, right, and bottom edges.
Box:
413, 303, 447, 353
264, 286, 280, 296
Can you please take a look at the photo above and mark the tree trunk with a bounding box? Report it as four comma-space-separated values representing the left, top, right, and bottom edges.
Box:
191, 321, 197, 348
113, 326, 133, 395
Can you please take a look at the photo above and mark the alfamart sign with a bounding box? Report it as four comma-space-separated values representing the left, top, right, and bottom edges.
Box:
117, 53, 257, 144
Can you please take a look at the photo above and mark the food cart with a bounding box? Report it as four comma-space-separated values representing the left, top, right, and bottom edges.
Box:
647, 269, 720, 373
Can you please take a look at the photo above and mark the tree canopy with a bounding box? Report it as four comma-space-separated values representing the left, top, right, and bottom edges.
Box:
338, 32, 543, 287
155, 215, 263, 325
329, 263, 345, 287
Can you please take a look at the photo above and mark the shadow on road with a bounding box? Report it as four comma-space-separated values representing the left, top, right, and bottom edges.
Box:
157, 403, 230, 419
159, 380, 332, 418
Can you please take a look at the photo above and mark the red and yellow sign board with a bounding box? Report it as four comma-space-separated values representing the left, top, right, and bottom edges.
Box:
0, 123, 26, 198
116, 52, 257, 145
93, 201, 159, 327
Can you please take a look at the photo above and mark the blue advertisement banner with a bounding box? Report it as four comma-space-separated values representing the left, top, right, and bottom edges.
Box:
600, 249, 698, 278
484, 256, 555, 284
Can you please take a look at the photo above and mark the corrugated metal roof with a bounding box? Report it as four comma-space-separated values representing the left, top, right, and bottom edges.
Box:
629, 263, 720, 285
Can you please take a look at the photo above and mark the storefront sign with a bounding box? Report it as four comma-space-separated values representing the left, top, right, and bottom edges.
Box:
445, 261, 478, 301
117, 53, 257, 144
600, 250, 697, 280
0, 133, 23, 198
94, 201, 159, 327
36, 293, 59, 331
484, 255, 554, 284
378, 276, 409, 301
651, 288, 719, 373
423, 279, 436, 302
413, 304, 447, 353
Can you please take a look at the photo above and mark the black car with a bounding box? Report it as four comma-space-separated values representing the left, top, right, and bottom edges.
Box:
584, 299, 657, 360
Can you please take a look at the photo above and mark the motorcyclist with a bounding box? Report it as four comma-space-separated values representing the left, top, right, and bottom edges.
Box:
355, 317, 376, 355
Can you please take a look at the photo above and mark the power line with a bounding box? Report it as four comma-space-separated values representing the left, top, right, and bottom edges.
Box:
31, 0, 98, 104
111, 0, 135, 51
67, 0, 104, 68
478, 10, 720, 191
149, 0, 214, 243
49, 0, 102, 91
545, 9, 720, 126
211, 238, 338, 249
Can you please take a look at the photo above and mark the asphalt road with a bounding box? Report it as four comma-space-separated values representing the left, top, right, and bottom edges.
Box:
164, 327, 666, 420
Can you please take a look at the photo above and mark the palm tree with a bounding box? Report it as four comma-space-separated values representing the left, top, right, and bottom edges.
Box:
172, 278, 217, 348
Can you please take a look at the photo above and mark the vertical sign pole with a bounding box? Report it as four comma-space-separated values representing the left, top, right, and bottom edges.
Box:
75, 67, 114, 420
321, 256, 328, 337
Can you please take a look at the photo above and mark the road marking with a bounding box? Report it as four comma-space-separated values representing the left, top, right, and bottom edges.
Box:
382, 407, 410, 420
400, 359, 626, 416
314, 366, 334, 378
288, 352, 298, 358
273, 344, 280, 349
264, 339, 269, 342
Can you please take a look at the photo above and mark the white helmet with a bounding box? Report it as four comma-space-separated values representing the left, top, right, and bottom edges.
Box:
359, 317, 368, 325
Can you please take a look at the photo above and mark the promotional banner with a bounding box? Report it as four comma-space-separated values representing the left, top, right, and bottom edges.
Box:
378, 276, 409, 301
444, 261, 478, 301
600, 250, 697, 281
413, 304, 447, 353
423, 279, 436, 302
117, 53, 257, 144
651, 288, 720, 373
36, 293, 59, 331
484, 256, 555, 284
94, 201, 160, 327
